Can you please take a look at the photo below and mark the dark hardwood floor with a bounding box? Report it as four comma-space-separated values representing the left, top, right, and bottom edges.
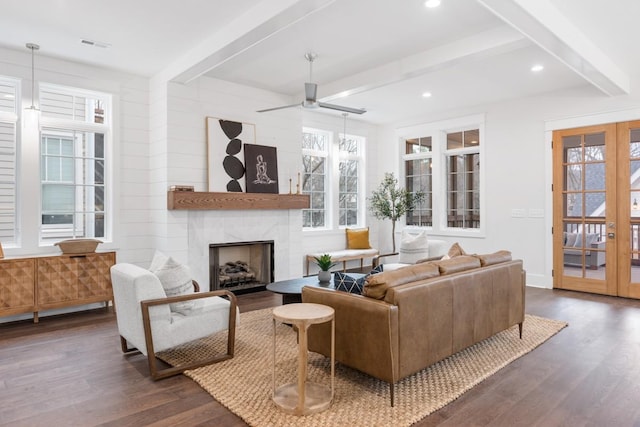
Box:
1, 287, 639, 426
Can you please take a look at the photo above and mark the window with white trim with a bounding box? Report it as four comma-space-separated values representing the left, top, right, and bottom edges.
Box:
302, 127, 366, 230
0, 77, 19, 245
405, 137, 433, 226
445, 129, 480, 229
401, 116, 483, 234
39, 84, 110, 242
338, 133, 364, 227
302, 128, 330, 228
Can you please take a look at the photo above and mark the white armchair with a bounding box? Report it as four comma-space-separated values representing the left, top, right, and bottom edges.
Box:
110, 263, 238, 380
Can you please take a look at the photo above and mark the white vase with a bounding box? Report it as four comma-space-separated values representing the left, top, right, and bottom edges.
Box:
318, 270, 331, 283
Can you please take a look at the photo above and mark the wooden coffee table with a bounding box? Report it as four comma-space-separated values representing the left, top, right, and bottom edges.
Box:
267, 273, 365, 304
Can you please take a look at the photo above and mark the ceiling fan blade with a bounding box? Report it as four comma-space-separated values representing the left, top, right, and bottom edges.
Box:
318, 102, 367, 115
256, 103, 301, 113
305, 82, 317, 102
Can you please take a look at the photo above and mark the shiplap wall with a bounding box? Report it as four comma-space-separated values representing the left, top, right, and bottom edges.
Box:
0, 46, 151, 263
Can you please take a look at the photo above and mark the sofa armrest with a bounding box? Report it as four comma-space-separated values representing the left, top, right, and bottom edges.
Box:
302, 286, 399, 384
372, 252, 399, 268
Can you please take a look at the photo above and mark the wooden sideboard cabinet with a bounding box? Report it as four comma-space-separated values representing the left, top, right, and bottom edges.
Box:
0, 251, 116, 323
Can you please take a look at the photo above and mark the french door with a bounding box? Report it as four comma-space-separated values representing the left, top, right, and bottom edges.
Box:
553, 120, 640, 299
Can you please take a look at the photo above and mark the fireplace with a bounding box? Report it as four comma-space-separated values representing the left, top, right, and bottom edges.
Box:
209, 240, 274, 293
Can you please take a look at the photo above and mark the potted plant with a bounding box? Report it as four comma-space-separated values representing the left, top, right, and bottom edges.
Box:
369, 172, 424, 252
314, 253, 337, 283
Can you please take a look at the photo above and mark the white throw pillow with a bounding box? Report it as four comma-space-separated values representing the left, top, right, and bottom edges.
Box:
149, 251, 195, 313
398, 230, 429, 264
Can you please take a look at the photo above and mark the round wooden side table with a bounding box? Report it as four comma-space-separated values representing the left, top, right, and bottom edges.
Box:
272, 302, 335, 416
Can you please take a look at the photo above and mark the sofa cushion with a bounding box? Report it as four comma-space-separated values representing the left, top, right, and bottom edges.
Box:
434, 255, 481, 275
362, 262, 440, 300
565, 232, 578, 247
477, 250, 512, 267
149, 251, 195, 313
334, 264, 383, 294
346, 228, 372, 249
398, 230, 429, 264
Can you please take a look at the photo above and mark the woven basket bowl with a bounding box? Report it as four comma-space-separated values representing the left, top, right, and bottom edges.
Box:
54, 239, 102, 254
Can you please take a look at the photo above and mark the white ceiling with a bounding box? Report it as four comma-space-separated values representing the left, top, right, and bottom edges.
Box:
0, 0, 636, 124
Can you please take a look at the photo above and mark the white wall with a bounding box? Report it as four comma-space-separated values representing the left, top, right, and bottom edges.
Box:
380, 79, 640, 288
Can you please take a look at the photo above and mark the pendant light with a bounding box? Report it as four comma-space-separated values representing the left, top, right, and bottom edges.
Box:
24, 42, 40, 128
342, 112, 348, 146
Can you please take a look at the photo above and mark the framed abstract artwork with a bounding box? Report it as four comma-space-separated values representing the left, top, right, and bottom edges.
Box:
244, 144, 279, 194
206, 117, 256, 192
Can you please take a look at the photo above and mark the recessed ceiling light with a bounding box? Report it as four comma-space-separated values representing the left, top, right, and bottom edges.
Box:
424, 0, 441, 8
531, 64, 544, 72
422, 92, 432, 98
470, 140, 478, 144
80, 38, 111, 49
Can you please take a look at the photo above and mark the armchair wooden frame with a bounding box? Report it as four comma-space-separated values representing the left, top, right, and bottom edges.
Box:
120, 285, 238, 380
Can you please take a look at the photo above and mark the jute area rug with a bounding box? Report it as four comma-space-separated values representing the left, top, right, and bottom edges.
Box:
159, 309, 567, 427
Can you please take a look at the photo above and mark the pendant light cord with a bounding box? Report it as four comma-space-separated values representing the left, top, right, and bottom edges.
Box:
342, 112, 348, 144
26, 43, 39, 109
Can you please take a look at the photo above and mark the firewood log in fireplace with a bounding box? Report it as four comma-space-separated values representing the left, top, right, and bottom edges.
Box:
219, 260, 257, 286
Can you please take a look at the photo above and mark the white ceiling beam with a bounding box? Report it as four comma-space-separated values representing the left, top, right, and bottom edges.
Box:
154, 0, 337, 85
477, 0, 629, 96
319, 26, 528, 102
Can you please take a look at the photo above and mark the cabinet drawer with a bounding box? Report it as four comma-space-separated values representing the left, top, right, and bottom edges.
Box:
0, 259, 36, 314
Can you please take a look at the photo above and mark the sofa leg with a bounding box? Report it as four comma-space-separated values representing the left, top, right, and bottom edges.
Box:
390, 383, 395, 407
518, 322, 523, 339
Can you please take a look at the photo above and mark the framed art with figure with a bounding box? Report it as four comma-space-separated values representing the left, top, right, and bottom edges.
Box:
243, 144, 279, 194
206, 117, 256, 192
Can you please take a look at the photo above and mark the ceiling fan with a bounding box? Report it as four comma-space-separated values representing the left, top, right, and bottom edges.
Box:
257, 53, 366, 115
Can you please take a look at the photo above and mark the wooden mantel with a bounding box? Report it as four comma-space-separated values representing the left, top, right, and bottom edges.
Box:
167, 191, 310, 210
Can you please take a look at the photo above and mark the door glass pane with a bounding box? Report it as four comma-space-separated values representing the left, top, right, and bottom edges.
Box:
584, 164, 605, 190
630, 129, 640, 283
565, 164, 582, 191
562, 132, 606, 279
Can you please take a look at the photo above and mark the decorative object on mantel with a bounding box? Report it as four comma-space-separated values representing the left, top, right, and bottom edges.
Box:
313, 254, 337, 282
167, 191, 310, 210
206, 117, 256, 193
0, 241, 4, 259
54, 238, 102, 254
169, 185, 194, 192
244, 144, 279, 194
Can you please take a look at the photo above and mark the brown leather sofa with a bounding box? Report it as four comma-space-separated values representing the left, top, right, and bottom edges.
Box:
301, 251, 525, 406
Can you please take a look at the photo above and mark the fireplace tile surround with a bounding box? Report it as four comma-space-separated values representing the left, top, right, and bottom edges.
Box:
186, 209, 303, 291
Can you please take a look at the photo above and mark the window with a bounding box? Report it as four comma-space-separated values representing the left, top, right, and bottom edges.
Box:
0, 77, 19, 245
302, 128, 329, 228
39, 84, 110, 242
303, 126, 366, 230
400, 115, 483, 234
445, 129, 480, 229
405, 137, 433, 226
338, 133, 363, 227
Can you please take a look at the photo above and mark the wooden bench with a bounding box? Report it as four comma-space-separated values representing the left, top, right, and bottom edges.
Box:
305, 249, 379, 276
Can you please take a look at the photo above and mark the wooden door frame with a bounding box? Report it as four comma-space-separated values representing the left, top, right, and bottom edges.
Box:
552, 123, 617, 296
617, 120, 640, 298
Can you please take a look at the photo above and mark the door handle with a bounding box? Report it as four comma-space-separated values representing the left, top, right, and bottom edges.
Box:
608, 232, 615, 239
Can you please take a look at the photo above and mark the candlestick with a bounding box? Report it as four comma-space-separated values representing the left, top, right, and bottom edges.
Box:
296, 172, 301, 194
289, 178, 292, 194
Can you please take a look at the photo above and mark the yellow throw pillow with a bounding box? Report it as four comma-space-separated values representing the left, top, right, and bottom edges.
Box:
346, 228, 371, 249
